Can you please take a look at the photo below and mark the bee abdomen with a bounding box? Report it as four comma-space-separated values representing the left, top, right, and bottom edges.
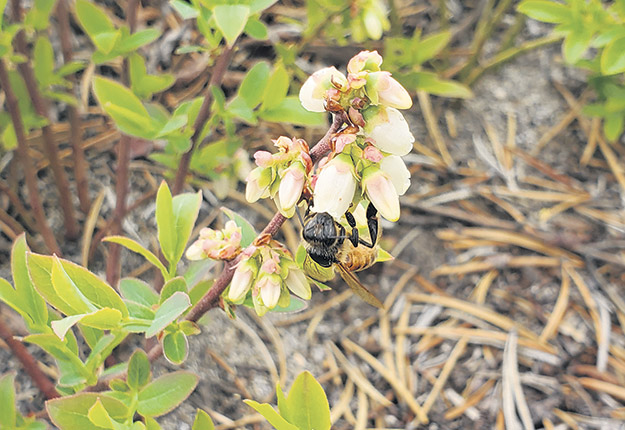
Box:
340, 248, 376, 272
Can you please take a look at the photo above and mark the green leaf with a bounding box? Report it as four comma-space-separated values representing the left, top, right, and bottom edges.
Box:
156, 181, 176, 266
128, 350, 152, 391
238, 61, 271, 108
261, 63, 289, 111
376, 247, 394, 262
160, 277, 187, 304
145, 292, 191, 338
604, 113, 625, 141
117, 29, 161, 53
51, 255, 98, 315
244, 17, 268, 40
33, 36, 55, 88
179, 321, 200, 336
87, 398, 115, 429
28, 253, 128, 317
227, 96, 258, 124
213, 4, 250, 46
285, 371, 331, 430
144, 416, 161, 430
170, 0, 199, 19
192, 409, 215, 430
403, 71, 473, 99
273, 296, 307, 312
24, 0, 56, 31
85, 334, 117, 373
243, 400, 299, 430
47, 393, 128, 430
221, 207, 257, 247
562, 27, 593, 64
137, 371, 198, 417
171, 191, 203, 267
120, 278, 159, 307
0, 279, 28, 326
517, 0, 571, 23
57, 61, 86, 77
415, 30, 451, 63
93, 31, 121, 54
162, 331, 188, 365
259, 96, 326, 126
249, 0, 277, 13
189, 280, 213, 307
0, 372, 16, 429
51, 308, 123, 340
93, 76, 157, 138
0, 0, 8, 29
601, 36, 625, 75
75, 0, 115, 39
104, 236, 169, 281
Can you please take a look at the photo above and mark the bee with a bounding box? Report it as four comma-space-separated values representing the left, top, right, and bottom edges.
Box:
301, 203, 384, 309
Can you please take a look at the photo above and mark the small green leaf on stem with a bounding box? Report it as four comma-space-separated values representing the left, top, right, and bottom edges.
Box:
162, 330, 189, 365
47, 393, 128, 430
0, 372, 16, 429
284, 371, 331, 430
137, 371, 198, 417
145, 292, 191, 338
192, 409, 215, 430
243, 400, 298, 430
213, 5, 249, 46
104, 237, 169, 281
128, 350, 152, 391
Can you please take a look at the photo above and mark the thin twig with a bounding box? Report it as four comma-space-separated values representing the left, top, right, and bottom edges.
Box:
0, 313, 59, 399
172, 45, 236, 195
0, 59, 60, 255
56, 0, 91, 214
11, 0, 78, 240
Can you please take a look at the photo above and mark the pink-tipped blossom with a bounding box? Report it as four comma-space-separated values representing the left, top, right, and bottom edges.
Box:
245, 167, 273, 202
334, 133, 357, 153
228, 257, 257, 302
367, 71, 412, 110
278, 162, 306, 213
364, 107, 414, 156
347, 51, 383, 74
362, 166, 400, 222
257, 274, 282, 309
186, 221, 242, 261
313, 154, 357, 219
299, 67, 348, 112
254, 150, 273, 168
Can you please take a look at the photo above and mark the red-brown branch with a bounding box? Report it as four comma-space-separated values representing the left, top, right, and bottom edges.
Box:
0, 313, 59, 400
11, 0, 78, 240
105, 0, 139, 288
171, 45, 236, 195
56, 0, 91, 214
0, 59, 60, 255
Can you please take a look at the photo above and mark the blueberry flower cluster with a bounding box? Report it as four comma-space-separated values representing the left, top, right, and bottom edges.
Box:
185, 220, 242, 261
245, 136, 312, 217
227, 240, 311, 316
300, 50, 414, 222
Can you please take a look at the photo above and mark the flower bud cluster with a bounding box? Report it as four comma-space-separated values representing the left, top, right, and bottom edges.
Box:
186, 220, 242, 261
245, 136, 312, 218
300, 51, 414, 222
227, 242, 311, 316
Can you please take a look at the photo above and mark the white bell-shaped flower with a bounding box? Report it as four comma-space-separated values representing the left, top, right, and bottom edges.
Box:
312, 154, 357, 219
299, 67, 347, 112
364, 107, 414, 156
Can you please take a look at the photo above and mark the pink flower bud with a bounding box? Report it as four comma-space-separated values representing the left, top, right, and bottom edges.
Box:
363, 145, 383, 162
245, 167, 273, 202
364, 107, 414, 156
299, 67, 348, 112
254, 150, 273, 168
285, 267, 311, 300
362, 166, 400, 222
229, 258, 257, 302
278, 162, 306, 212
347, 51, 383, 74
367, 71, 412, 110
258, 274, 282, 309
313, 154, 357, 219
334, 133, 357, 153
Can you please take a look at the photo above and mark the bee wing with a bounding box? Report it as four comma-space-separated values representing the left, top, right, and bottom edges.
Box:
336, 264, 384, 309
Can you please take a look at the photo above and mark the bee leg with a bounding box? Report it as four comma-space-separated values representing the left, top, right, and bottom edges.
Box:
344, 211, 360, 247
361, 203, 378, 249
295, 205, 306, 228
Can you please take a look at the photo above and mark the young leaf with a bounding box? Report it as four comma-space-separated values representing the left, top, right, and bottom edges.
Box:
562, 28, 593, 64
415, 30, 451, 64
145, 292, 191, 338
243, 400, 298, 430
156, 181, 176, 266
33, 36, 55, 88
162, 330, 188, 365
128, 350, 152, 391
87, 398, 115, 429
249, 0, 277, 13
0, 372, 16, 429
117, 28, 161, 53
160, 277, 187, 304
145, 416, 162, 430
28, 253, 128, 317
75, 0, 115, 39
137, 371, 198, 417
120, 278, 159, 307
238, 61, 271, 108
192, 409, 215, 430
51, 308, 122, 340
601, 36, 625, 75
260, 63, 289, 111
24, 334, 87, 374
47, 393, 128, 430
284, 371, 331, 430
517, 0, 571, 23
221, 207, 257, 247
103, 236, 169, 281
170, 0, 199, 19
51, 255, 98, 315
0, 279, 29, 326
244, 18, 268, 40
213, 4, 250, 46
